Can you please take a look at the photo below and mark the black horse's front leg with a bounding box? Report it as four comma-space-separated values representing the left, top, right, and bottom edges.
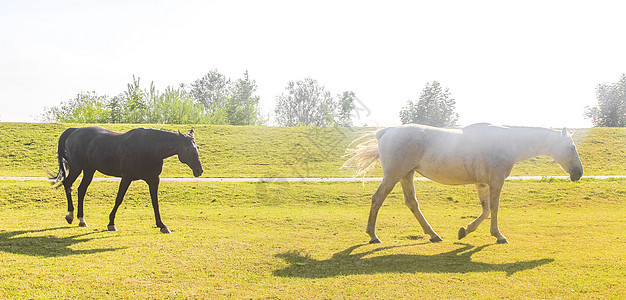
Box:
146, 177, 170, 233
62, 169, 82, 225
108, 178, 131, 231
77, 169, 95, 227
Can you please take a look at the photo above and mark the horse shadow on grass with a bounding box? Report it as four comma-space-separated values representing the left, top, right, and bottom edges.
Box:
274, 242, 554, 278
0, 226, 125, 257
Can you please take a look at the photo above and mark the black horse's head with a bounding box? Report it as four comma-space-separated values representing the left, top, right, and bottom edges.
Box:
177, 129, 203, 177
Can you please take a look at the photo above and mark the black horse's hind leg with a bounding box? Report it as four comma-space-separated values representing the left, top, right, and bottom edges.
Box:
62, 168, 82, 224
108, 178, 131, 231
76, 169, 95, 227
146, 177, 170, 233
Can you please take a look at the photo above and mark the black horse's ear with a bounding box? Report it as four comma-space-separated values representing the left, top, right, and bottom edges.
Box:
178, 130, 183, 136
189, 129, 194, 138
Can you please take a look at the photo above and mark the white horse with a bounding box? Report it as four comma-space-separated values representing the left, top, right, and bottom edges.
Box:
343, 123, 583, 244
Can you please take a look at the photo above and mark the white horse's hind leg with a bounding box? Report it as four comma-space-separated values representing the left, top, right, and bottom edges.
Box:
488, 181, 508, 244
366, 177, 397, 243
459, 183, 491, 239
400, 172, 442, 242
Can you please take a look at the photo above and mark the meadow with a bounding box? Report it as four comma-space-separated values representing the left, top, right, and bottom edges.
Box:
0, 123, 625, 299
0, 123, 625, 178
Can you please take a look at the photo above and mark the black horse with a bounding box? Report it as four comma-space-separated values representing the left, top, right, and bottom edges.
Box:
50, 127, 203, 233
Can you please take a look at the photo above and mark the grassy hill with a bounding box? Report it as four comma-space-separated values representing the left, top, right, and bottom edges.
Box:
0, 123, 624, 298
0, 123, 624, 178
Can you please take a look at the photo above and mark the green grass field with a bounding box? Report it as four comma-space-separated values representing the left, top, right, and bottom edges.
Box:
0, 123, 624, 178
0, 179, 624, 298
0, 123, 625, 298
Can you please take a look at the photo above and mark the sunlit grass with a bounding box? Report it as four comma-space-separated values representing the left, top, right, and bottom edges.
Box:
0, 123, 624, 178
0, 179, 624, 298
0, 123, 624, 298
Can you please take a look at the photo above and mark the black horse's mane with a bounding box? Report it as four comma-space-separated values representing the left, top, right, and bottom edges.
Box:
133, 128, 193, 139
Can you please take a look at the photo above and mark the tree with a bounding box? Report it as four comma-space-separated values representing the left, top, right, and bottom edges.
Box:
145, 84, 209, 124
107, 96, 123, 123
227, 71, 262, 125
399, 81, 459, 127
41, 71, 266, 125
336, 91, 356, 127
113, 75, 149, 124
43, 76, 212, 124
42, 91, 111, 123
585, 74, 626, 127
275, 78, 338, 127
189, 69, 231, 123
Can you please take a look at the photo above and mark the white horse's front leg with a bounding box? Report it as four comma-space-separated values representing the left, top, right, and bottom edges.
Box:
488, 181, 508, 244
367, 178, 396, 243
459, 183, 491, 240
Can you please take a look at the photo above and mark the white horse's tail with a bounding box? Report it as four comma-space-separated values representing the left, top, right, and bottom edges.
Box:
342, 128, 388, 177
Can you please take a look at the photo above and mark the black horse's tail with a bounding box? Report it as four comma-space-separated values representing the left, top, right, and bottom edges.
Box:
50, 128, 76, 187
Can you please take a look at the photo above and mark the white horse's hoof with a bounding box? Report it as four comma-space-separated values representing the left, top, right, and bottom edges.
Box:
368, 237, 382, 244
430, 235, 443, 243
107, 225, 117, 231
78, 219, 88, 227
458, 227, 467, 240
65, 213, 74, 224
497, 238, 509, 244
160, 227, 172, 234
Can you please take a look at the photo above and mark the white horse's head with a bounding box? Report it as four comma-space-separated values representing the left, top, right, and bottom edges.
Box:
551, 128, 583, 181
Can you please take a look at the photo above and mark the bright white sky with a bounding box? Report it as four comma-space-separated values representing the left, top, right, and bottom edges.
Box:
1, 0, 625, 128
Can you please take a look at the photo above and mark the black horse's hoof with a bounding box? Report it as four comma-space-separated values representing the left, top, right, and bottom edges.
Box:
65, 213, 73, 224
429, 235, 443, 243
458, 227, 467, 240
78, 219, 88, 227
107, 225, 117, 231
160, 227, 172, 234
497, 238, 509, 244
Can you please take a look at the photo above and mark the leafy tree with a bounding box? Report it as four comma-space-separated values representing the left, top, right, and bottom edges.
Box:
145, 84, 209, 124
275, 78, 338, 126
42, 71, 264, 125
189, 69, 231, 123
399, 81, 459, 127
42, 91, 111, 123
336, 91, 356, 127
107, 96, 123, 123
227, 71, 262, 125
585, 73, 626, 127
118, 75, 149, 123
44, 76, 211, 124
